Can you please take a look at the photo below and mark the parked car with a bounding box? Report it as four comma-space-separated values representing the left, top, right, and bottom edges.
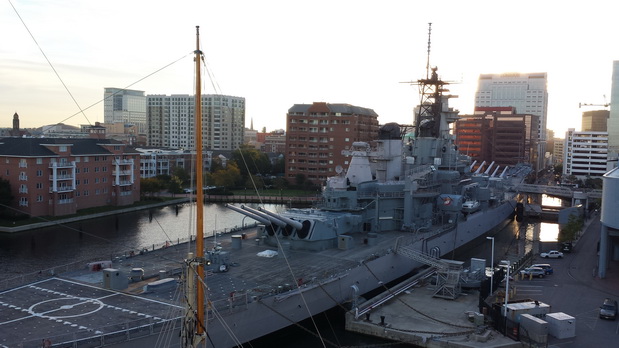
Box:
462, 200, 480, 213
540, 250, 564, 258
531, 264, 554, 275
520, 267, 546, 278
599, 298, 618, 320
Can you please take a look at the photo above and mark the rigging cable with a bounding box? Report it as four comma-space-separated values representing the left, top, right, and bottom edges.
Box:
197, 50, 329, 347
8, 0, 92, 126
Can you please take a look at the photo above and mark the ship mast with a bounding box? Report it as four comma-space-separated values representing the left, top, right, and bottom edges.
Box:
183, 25, 206, 347
414, 22, 449, 139
194, 24, 206, 342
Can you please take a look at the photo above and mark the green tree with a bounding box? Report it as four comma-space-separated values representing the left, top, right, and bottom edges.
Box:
273, 177, 289, 190
231, 145, 271, 179
209, 162, 241, 188
559, 213, 584, 243
167, 175, 184, 194
172, 166, 190, 186
140, 178, 164, 197
272, 155, 285, 176
0, 178, 13, 215
295, 173, 306, 188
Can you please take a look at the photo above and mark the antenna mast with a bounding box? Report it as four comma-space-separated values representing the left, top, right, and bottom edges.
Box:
426, 23, 432, 79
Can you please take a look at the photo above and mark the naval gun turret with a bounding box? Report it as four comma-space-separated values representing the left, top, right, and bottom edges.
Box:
226, 204, 362, 251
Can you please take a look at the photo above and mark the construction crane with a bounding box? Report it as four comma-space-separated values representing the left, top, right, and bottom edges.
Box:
579, 95, 610, 108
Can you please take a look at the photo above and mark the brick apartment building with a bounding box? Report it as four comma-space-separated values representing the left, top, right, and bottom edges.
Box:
285, 102, 379, 185
454, 107, 539, 171
0, 138, 140, 217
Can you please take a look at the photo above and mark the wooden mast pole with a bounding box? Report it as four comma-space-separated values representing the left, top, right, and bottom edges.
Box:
194, 25, 206, 338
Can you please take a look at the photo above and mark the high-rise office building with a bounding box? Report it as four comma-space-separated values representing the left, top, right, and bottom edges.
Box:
103, 88, 147, 134
146, 94, 245, 151
608, 61, 619, 166
474, 73, 548, 171
582, 110, 609, 132
455, 107, 539, 170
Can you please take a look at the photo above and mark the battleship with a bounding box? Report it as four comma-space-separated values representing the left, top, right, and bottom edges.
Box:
0, 29, 530, 348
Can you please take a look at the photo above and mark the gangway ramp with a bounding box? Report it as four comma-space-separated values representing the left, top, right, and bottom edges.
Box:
396, 244, 463, 299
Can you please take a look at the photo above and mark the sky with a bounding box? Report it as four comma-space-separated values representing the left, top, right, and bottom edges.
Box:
1, 0, 618, 138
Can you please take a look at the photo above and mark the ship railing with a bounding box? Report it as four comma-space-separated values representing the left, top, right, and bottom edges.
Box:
0, 257, 112, 291
16, 316, 183, 348
0, 223, 260, 291
356, 191, 406, 199
207, 292, 250, 318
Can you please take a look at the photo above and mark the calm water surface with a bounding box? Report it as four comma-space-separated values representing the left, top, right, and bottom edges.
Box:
0, 202, 284, 280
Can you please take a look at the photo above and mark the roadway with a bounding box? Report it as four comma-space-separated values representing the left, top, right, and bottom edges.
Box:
510, 212, 619, 347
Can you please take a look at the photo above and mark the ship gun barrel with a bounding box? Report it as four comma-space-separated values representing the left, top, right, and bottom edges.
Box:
258, 207, 304, 230
225, 204, 271, 225
240, 205, 287, 228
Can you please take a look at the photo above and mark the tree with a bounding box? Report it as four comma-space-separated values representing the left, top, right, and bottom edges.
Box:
172, 167, 190, 186
231, 145, 271, 179
559, 213, 584, 243
167, 175, 184, 194
140, 178, 164, 197
0, 178, 13, 215
295, 173, 306, 188
208, 162, 241, 188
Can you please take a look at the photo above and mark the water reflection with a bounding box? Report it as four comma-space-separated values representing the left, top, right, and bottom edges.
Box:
0, 202, 284, 281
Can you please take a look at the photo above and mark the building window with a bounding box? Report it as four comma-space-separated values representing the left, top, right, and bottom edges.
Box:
19, 159, 27, 168
19, 172, 27, 181
36, 170, 42, 177
83, 190, 89, 196
36, 183, 43, 189
37, 195, 43, 202
19, 184, 27, 193
19, 197, 28, 206
83, 179, 89, 184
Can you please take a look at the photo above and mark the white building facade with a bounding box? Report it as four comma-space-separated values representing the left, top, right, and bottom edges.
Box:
608, 61, 619, 166
474, 73, 548, 171
146, 94, 245, 151
563, 128, 611, 178
103, 88, 147, 134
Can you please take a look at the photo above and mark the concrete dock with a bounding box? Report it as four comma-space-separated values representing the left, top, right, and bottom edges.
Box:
346, 280, 521, 348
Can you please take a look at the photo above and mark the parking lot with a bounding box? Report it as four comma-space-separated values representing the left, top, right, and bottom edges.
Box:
509, 214, 619, 347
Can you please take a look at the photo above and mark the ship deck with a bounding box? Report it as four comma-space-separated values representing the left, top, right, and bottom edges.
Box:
0, 227, 410, 347
0, 277, 184, 347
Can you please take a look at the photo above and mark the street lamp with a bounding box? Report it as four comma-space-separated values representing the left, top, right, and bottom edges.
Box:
487, 236, 494, 295
504, 260, 511, 333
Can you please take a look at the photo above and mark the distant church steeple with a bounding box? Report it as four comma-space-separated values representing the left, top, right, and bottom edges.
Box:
13, 112, 19, 132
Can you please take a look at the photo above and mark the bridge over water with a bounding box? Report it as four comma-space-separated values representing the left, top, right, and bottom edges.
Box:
516, 184, 602, 200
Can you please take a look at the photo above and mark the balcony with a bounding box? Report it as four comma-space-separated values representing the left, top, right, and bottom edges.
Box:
49, 162, 73, 168
112, 170, 133, 176
50, 185, 75, 193
49, 174, 74, 180
115, 181, 133, 186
